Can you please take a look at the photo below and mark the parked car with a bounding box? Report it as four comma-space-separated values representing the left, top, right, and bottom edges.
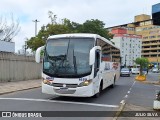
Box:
152, 68, 159, 73
120, 68, 131, 77
142, 68, 148, 74
131, 68, 139, 74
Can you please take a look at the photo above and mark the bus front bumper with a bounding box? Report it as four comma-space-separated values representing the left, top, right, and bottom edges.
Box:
42, 82, 94, 97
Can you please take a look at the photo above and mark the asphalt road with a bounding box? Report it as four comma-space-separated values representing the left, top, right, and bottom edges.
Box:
147, 72, 159, 81
126, 72, 160, 108
0, 73, 159, 120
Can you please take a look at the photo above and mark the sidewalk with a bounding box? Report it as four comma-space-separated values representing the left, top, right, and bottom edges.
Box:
117, 104, 160, 120
0, 79, 41, 95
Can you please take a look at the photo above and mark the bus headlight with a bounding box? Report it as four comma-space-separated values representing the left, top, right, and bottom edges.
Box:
43, 79, 53, 85
78, 80, 92, 87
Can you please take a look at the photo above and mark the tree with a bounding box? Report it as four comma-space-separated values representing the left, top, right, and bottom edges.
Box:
135, 57, 149, 76
48, 11, 57, 25
27, 37, 45, 51
0, 14, 20, 42
80, 19, 113, 40
27, 11, 113, 51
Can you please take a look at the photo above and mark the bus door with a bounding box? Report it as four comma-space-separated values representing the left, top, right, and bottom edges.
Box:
93, 50, 101, 91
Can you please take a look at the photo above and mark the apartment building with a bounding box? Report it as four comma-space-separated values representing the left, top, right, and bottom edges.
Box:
107, 3, 160, 64
135, 19, 160, 62
111, 28, 141, 67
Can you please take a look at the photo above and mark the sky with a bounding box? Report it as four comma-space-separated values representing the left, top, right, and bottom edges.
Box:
0, 0, 160, 52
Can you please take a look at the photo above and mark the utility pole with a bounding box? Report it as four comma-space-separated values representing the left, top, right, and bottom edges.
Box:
125, 54, 127, 67
32, 19, 40, 36
24, 41, 27, 56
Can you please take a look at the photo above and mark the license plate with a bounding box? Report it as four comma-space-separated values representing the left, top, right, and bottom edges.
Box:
59, 87, 68, 91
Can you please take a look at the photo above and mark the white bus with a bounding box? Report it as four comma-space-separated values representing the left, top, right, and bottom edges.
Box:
35, 33, 120, 97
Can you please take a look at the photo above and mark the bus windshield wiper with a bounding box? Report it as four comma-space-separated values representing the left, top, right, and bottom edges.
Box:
73, 49, 77, 74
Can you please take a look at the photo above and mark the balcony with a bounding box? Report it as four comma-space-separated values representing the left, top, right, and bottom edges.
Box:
142, 47, 160, 50
142, 52, 159, 55
142, 42, 160, 46
142, 38, 158, 42
112, 58, 120, 62
111, 49, 120, 52
112, 54, 120, 57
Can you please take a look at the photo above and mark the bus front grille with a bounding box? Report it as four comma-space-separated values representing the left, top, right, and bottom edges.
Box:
54, 89, 76, 94
52, 83, 78, 88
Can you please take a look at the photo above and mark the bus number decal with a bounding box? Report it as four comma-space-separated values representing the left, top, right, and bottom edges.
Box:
79, 78, 87, 81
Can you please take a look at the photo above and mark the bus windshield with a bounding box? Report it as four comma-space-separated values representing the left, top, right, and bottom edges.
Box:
43, 38, 94, 78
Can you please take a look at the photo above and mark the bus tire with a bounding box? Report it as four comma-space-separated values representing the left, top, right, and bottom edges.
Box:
111, 76, 116, 88
94, 81, 103, 98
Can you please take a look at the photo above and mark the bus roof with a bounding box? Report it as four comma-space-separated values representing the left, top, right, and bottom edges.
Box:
48, 33, 120, 50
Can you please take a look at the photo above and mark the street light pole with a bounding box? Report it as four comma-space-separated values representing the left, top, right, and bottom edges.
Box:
32, 19, 40, 36
125, 54, 127, 67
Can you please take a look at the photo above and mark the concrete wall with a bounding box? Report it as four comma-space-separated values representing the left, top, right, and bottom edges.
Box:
0, 53, 42, 82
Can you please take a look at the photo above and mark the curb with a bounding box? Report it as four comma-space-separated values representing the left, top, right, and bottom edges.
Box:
139, 81, 160, 85
0, 85, 41, 95
113, 101, 126, 120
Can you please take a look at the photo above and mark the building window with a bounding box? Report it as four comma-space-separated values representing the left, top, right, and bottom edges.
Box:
136, 28, 142, 31
143, 37, 148, 39
149, 36, 156, 39
140, 22, 145, 26
145, 21, 151, 25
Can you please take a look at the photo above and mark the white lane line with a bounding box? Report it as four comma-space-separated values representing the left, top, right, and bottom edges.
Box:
120, 100, 125, 104
121, 81, 136, 103
0, 98, 118, 108
154, 85, 160, 87
124, 95, 128, 98
131, 81, 136, 88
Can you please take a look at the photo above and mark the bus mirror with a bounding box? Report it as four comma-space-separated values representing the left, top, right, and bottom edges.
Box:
35, 46, 44, 63
89, 47, 95, 65
89, 46, 101, 65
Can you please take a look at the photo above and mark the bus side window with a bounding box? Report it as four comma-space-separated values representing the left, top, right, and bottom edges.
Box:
94, 50, 100, 77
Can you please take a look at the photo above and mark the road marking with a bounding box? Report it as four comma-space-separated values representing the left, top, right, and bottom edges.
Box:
121, 81, 136, 104
124, 95, 128, 98
120, 100, 125, 104
0, 98, 118, 108
154, 85, 160, 87
131, 81, 136, 88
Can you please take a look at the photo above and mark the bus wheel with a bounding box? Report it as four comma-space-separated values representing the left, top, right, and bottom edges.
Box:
111, 76, 116, 88
94, 81, 103, 98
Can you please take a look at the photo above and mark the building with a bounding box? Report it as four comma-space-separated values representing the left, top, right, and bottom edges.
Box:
107, 3, 160, 64
0, 28, 15, 53
111, 28, 142, 67
135, 16, 160, 64
0, 40, 15, 53
152, 3, 160, 25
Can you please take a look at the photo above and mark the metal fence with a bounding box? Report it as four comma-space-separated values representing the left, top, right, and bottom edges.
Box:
0, 53, 42, 82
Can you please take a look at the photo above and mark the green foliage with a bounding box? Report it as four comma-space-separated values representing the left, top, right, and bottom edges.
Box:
26, 37, 45, 51
80, 19, 113, 40
27, 11, 113, 51
40, 49, 44, 57
135, 57, 149, 75
133, 64, 137, 68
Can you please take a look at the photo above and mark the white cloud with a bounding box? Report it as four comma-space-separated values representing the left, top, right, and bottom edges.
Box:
0, 0, 160, 51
